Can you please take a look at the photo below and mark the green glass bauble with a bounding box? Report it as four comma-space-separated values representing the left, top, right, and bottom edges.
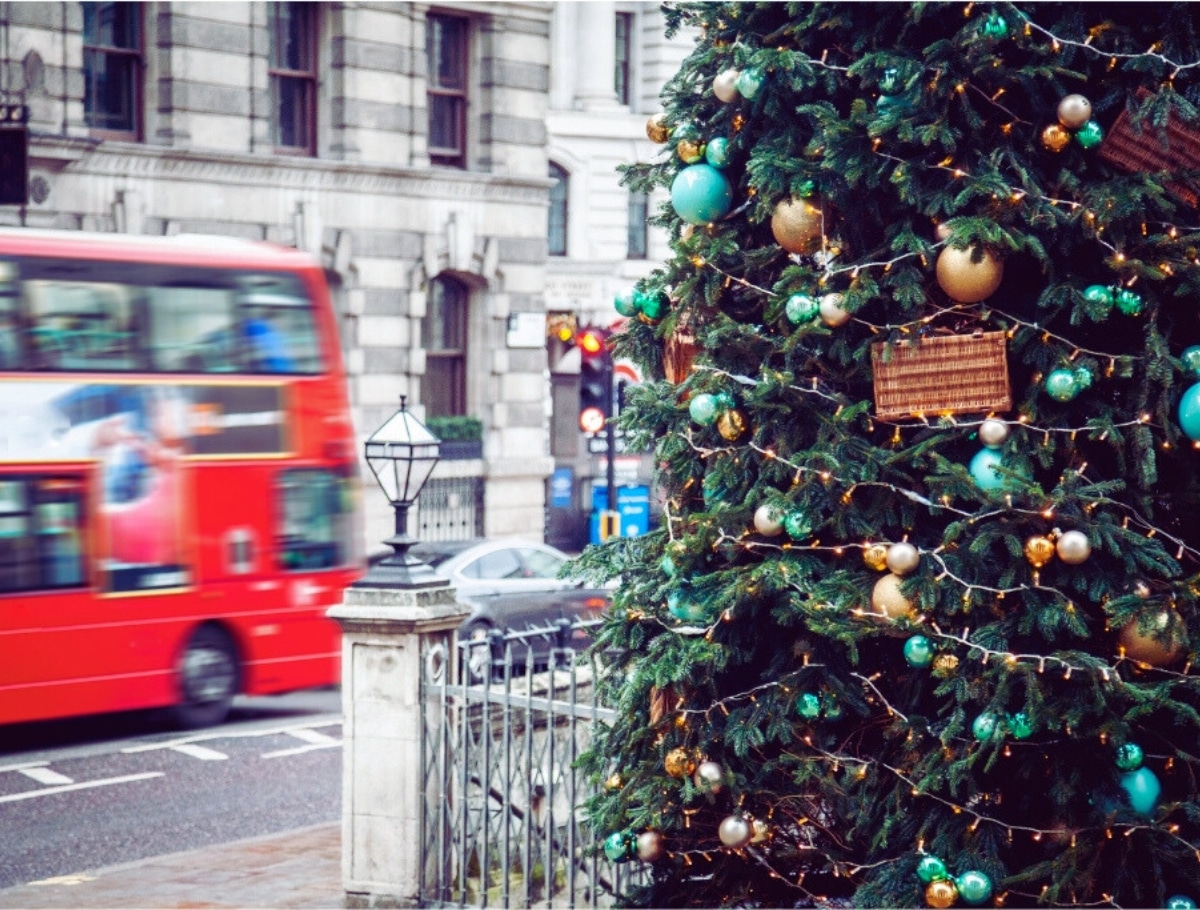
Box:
916, 854, 949, 884
903, 634, 934, 668
956, 870, 994, 906
614, 290, 638, 317
688, 393, 720, 426
1073, 366, 1094, 391
969, 447, 1006, 491
1166, 896, 1198, 910
734, 68, 763, 99
604, 830, 636, 862
1182, 345, 1200, 378
1120, 765, 1161, 816
1046, 368, 1081, 402
1115, 288, 1144, 316
1008, 712, 1034, 740
972, 711, 1000, 742
704, 136, 731, 169
1075, 120, 1104, 149
796, 691, 822, 719
783, 510, 812, 540
637, 290, 667, 320
785, 293, 820, 325
1115, 742, 1144, 771
670, 163, 734, 225
1083, 284, 1115, 308
667, 591, 711, 623
980, 11, 1009, 37
1178, 383, 1200, 441
660, 553, 678, 578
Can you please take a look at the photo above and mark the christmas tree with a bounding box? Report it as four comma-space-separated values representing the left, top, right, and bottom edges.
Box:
577, 3, 1200, 907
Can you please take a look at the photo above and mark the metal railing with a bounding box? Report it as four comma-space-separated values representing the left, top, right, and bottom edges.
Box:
417, 476, 486, 542
419, 619, 644, 907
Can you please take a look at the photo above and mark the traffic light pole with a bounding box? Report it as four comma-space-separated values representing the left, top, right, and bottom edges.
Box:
604, 354, 617, 523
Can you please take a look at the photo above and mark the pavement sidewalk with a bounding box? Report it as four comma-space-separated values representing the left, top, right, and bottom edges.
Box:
0, 822, 343, 909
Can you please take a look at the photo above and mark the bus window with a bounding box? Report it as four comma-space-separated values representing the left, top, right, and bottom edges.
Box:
0, 261, 20, 369
0, 476, 86, 592
276, 468, 351, 570
236, 275, 322, 374
23, 280, 142, 371
146, 286, 238, 372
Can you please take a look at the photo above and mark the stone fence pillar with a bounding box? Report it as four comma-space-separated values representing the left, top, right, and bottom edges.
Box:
327, 581, 470, 908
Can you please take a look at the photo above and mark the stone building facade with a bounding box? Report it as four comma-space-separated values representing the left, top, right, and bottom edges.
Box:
0, 1, 693, 552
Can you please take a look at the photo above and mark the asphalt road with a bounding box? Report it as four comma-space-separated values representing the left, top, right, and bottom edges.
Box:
0, 689, 343, 889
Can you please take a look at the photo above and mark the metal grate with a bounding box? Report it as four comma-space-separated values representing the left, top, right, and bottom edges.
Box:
419, 620, 645, 907
417, 476, 485, 542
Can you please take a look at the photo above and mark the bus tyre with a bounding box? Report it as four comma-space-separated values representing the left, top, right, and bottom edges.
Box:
173, 625, 239, 729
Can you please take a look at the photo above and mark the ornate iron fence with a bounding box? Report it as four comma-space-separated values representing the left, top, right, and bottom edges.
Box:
417, 476, 485, 542
419, 620, 644, 907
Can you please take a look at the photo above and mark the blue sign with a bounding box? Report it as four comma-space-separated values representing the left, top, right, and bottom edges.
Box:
550, 467, 573, 508
590, 484, 651, 543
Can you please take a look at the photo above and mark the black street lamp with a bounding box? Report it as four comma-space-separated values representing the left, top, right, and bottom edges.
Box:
356, 395, 446, 589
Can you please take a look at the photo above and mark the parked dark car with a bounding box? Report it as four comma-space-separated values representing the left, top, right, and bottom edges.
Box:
404, 539, 612, 681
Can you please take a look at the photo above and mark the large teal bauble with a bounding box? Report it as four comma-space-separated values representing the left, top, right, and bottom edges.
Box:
783, 510, 812, 539
796, 691, 822, 719
785, 293, 820, 324
1115, 742, 1144, 771
705, 137, 731, 169
1116, 288, 1144, 316
980, 10, 1009, 38
688, 392, 720, 426
1120, 766, 1162, 816
1084, 284, 1115, 306
1166, 896, 1198, 910
956, 870, 994, 906
972, 711, 1000, 741
1178, 383, 1200, 441
667, 591, 711, 623
1076, 120, 1104, 149
1007, 711, 1034, 740
903, 634, 934, 668
670, 163, 734, 225
1046, 368, 1080, 402
969, 447, 1006, 491
916, 854, 949, 884
614, 290, 638, 317
735, 68, 763, 99
1182, 346, 1200, 378
603, 830, 636, 862
636, 290, 667, 320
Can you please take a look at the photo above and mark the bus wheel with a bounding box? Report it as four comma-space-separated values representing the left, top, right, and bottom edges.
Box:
173, 625, 239, 729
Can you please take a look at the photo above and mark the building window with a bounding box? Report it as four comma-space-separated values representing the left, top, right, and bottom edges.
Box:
627, 189, 648, 259
82, 2, 142, 140
427, 13, 469, 168
548, 164, 568, 257
423, 276, 468, 417
269, 2, 317, 156
615, 12, 633, 106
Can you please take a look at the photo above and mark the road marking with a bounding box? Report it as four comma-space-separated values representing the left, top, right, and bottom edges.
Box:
28, 873, 98, 887
170, 743, 228, 761
18, 767, 74, 786
0, 772, 163, 804
121, 719, 341, 754
261, 740, 342, 760
286, 728, 339, 746
0, 760, 51, 774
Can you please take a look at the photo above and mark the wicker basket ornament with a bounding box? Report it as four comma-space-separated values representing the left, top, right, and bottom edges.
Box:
871, 331, 1012, 419
663, 321, 699, 383
1098, 90, 1200, 207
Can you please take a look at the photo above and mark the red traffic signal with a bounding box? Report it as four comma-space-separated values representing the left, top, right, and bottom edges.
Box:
576, 327, 607, 357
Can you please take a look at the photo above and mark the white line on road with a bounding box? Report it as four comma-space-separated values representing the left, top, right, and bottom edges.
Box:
121, 719, 342, 754
169, 743, 229, 761
261, 740, 342, 760
0, 772, 164, 804
285, 728, 339, 746
18, 767, 74, 786
0, 760, 51, 774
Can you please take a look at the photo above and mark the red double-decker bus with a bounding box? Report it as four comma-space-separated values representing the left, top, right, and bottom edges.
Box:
0, 228, 363, 728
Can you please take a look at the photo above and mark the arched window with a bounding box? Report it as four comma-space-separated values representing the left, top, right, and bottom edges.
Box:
548, 163, 569, 257
422, 276, 469, 416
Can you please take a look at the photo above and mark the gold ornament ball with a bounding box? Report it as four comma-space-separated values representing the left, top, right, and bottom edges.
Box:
677, 138, 706, 164
936, 244, 1004, 303
636, 830, 665, 862
1119, 609, 1186, 667
871, 573, 915, 620
646, 113, 670, 144
664, 747, 696, 778
886, 541, 920, 575
713, 68, 741, 103
717, 409, 747, 440
771, 197, 824, 254
1057, 93, 1093, 130
750, 817, 772, 843
863, 543, 889, 571
1024, 535, 1056, 569
1056, 529, 1091, 565
1041, 123, 1072, 152
931, 653, 960, 677
604, 772, 624, 791
819, 292, 852, 327
926, 879, 959, 909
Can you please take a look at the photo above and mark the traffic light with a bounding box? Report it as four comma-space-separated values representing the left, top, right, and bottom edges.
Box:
0, 128, 28, 207
577, 327, 610, 433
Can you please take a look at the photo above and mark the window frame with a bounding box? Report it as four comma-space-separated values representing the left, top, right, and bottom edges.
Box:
548, 163, 569, 258
422, 275, 469, 417
615, 11, 634, 107
627, 188, 648, 260
426, 11, 470, 169
269, 2, 318, 157
82, 2, 143, 142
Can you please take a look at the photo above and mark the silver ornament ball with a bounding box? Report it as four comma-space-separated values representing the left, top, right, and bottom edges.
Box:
1057, 93, 1093, 130
886, 541, 920, 575
694, 760, 724, 792
713, 69, 741, 103
978, 418, 1009, 449
819, 292, 851, 327
753, 504, 784, 536
636, 830, 665, 862
1056, 529, 1091, 565
718, 814, 753, 848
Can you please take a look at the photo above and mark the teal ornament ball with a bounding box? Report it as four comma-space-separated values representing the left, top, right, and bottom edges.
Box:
1178, 383, 1200, 441
796, 691, 822, 719
1074, 366, 1094, 391
1182, 345, 1200, 378
704, 136, 731, 169
614, 290, 638, 317
688, 393, 720, 426
659, 553, 678, 578
783, 510, 812, 540
916, 854, 949, 884
1008, 711, 1034, 740
1116, 288, 1144, 316
1166, 896, 1198, 910
956, 870, 994, 906
1120, 765, 1161, 816
903, 634, 934, 668
636, 290, 667, 320
972, 711, 1000, 742
980, 10, 1009, 38
603, 830, 637, 863
1075, 120, 1104, 149
667, 591, 711, 624
1115, 742, 1144, 771
1083, 284, 1115, 308
670, 163, 734, 225
785, 293, 820, 325
735, 68, 763, 99
969, 447, 1006, 491
1046, 368, 1081, 402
